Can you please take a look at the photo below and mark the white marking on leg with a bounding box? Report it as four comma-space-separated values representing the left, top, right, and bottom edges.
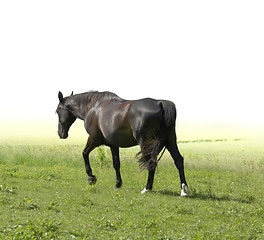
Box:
141, 188, 151, 194
181, 183, 189, 197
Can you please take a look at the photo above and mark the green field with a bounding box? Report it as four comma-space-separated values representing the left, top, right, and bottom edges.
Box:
0, 139, 263, 239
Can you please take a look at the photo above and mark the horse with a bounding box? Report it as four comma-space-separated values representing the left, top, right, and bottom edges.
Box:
56, 91, 188, 197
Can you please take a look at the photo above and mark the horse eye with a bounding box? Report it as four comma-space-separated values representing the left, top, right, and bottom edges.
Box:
56, 107, 62, 114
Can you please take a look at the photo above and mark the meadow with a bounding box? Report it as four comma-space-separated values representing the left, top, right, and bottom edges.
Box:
0, 138, 263, 239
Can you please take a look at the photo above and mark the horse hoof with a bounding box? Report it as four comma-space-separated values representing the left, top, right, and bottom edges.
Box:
88, 176, 97, 185
181, 183, 189, 197
115, 181, 122, 189
141, 188, 152, 194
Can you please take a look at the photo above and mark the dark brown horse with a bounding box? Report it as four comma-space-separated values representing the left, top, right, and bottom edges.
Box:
56, 91, 188, 196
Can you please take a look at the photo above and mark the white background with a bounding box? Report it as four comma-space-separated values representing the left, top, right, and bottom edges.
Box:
1, 1, 263, 138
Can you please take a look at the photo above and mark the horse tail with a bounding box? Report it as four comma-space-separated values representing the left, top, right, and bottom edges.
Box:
137, 100, 176, 171
160, 100, 176, 130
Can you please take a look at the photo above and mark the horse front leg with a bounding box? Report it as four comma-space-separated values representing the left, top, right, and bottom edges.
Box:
83, 137, 98, 185
110, 146, 122, 188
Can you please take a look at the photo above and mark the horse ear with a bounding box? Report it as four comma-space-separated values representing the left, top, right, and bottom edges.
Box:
70, 91, 73, 96
58, 91, 64, 103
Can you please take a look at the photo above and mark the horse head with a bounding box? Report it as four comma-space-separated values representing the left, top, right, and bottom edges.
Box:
56, 91, 76, 139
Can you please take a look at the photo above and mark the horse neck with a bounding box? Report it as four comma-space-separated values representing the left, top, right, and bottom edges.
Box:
68, 94, 101, 120
69, 91, 121, 120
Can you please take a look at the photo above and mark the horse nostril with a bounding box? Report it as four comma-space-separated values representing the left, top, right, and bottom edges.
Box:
58, 130, 63, 139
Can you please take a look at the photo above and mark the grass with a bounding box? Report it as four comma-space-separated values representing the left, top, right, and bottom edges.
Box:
0, 139, 264, 239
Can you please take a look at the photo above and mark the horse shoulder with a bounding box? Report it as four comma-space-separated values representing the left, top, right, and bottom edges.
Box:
83, 108, 101, 135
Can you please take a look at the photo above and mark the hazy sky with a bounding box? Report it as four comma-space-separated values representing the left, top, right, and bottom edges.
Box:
0, 1, 263, 139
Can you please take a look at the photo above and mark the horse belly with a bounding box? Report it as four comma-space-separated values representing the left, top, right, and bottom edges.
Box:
105, 127, 137, 147
99, 101, 138, 147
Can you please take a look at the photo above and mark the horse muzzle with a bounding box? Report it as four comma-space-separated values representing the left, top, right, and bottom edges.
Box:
58, 130, 68, 139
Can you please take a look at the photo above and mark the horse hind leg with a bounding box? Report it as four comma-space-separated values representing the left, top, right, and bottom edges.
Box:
139, 140, 163, 194
141, 159, 157, 193
166, 140, 189, 197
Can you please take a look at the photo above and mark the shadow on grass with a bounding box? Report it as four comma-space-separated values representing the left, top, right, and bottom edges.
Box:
190, 191, 255, 204
155, 189, 179, 197
156, 190, 255, 204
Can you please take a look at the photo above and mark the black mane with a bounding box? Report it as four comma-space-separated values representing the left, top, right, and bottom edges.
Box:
82, 91, 120, 101
71, 91, 122, 105
87, 91, 121, 101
